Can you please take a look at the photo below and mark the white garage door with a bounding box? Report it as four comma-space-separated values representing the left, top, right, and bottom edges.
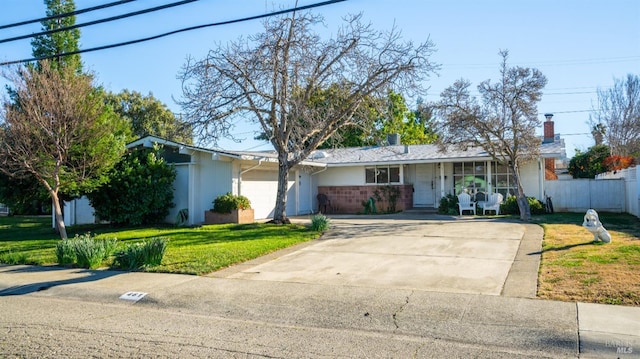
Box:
241, 170, 295, 219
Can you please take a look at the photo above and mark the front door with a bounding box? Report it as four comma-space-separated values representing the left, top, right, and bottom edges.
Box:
413, 164, 435, 207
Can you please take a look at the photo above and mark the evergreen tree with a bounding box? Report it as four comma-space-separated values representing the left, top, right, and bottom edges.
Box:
31, 0, 82, 72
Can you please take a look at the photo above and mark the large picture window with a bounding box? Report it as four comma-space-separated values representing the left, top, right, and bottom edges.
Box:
453, 162, 486, 195
453, 161, 515, 198
365, 166, 400, 184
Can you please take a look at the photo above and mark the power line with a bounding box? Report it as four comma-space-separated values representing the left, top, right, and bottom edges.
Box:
0, 0, 136, 30
536, 110, 593, 115
442, 56, 640, 69
0, 0, 347, 66
0, 0, 199, 44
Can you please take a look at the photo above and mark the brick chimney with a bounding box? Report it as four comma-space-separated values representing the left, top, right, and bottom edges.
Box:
543, 113, 557, 180
543, 113, 555, 144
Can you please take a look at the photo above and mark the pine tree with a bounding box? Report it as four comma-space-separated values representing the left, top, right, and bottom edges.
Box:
31, 0, 82, 72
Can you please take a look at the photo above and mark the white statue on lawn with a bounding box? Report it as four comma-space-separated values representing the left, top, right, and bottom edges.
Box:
582, 209, 611, 243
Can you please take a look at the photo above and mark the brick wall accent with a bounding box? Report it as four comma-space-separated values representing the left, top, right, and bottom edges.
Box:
317, 185, 413, 214
545, 158, 557, 180
543, 121, 554, 143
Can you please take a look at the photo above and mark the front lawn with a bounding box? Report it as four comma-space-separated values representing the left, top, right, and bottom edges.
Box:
533, 212, 640, 306
0, 216, 320, 275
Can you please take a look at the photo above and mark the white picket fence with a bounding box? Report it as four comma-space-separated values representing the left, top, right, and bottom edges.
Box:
544, 166, 639, 217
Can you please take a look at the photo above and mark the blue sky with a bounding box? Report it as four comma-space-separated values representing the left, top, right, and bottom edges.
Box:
1, 0, 639, 157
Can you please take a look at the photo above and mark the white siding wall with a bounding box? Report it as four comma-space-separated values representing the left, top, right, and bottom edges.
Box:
294, 170, 314, 215
63, 196, 95, 226
520, 161, 544, 200
194, 152, 233, 224
317, 166, 364, 186
165, 164, 189, 224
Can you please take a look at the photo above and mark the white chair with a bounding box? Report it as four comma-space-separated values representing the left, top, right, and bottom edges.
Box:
483, 193, 504, 215
457, 192, 476, 215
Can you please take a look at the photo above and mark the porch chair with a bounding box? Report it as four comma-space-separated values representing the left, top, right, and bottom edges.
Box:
457, 192, 476, 215
317, 193, 331, 214
483, 193, 504, 215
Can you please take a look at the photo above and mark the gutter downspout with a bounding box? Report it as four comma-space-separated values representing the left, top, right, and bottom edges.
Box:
238, 158, 265, 195
440, 161, 445, 199
539, 158, 545, 201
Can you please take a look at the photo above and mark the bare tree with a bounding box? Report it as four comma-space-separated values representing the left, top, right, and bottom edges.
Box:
592, 74, 640, 158
436, 50, 547, 221
179, 12, 437, 223
0, 61, 128, 239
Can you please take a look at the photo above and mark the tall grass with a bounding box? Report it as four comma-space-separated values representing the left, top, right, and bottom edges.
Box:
55, 233, 118, 269
113, 237, 168, 270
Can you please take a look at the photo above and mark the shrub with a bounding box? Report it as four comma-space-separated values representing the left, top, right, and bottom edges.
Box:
361, 197, 377, 214
113, 237, 168, 270
87, 146, 177, 225
212, 192, 251, 213
501, 195, 545, 215
438, 194, 459, 215
55, 239, 77, 265
311, 213, 330, 232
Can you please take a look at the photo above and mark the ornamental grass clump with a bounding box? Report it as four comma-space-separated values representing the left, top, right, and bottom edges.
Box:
56, 233, 118, 269
310, 213, 330, 232
55, 239, 77, 266
113, 237, 168, 270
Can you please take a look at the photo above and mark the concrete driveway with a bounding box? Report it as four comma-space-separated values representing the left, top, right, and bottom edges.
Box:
223, 216, 533, 296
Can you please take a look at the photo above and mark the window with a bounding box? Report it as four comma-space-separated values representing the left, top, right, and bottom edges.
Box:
365, 166, 400, 184
491, 162, 516, 198
453, 161, 486, 195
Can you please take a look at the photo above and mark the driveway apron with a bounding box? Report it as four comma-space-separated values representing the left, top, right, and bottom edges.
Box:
229, 217, 525, 295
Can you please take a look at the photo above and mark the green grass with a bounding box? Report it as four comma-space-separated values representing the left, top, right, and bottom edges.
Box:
0, 216, 320, 275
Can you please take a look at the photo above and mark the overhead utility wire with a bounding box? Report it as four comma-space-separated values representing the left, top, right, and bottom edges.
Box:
0, 0, 137, 30
0, 0, 199, 44
0, 0, 347, 66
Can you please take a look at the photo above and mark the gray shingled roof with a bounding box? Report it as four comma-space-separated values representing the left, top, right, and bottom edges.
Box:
130, 135, 565, 168
304, 140, 565, 166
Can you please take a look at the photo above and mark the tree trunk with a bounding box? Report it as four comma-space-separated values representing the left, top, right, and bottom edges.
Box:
511, 163, 531, 221
51, 190, 68, 240
272, 161, 291, 224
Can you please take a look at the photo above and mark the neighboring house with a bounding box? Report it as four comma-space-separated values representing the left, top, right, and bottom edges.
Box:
62, 119, 565, 225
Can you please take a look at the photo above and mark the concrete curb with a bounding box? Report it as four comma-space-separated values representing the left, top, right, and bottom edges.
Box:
501, 223, 543, 298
